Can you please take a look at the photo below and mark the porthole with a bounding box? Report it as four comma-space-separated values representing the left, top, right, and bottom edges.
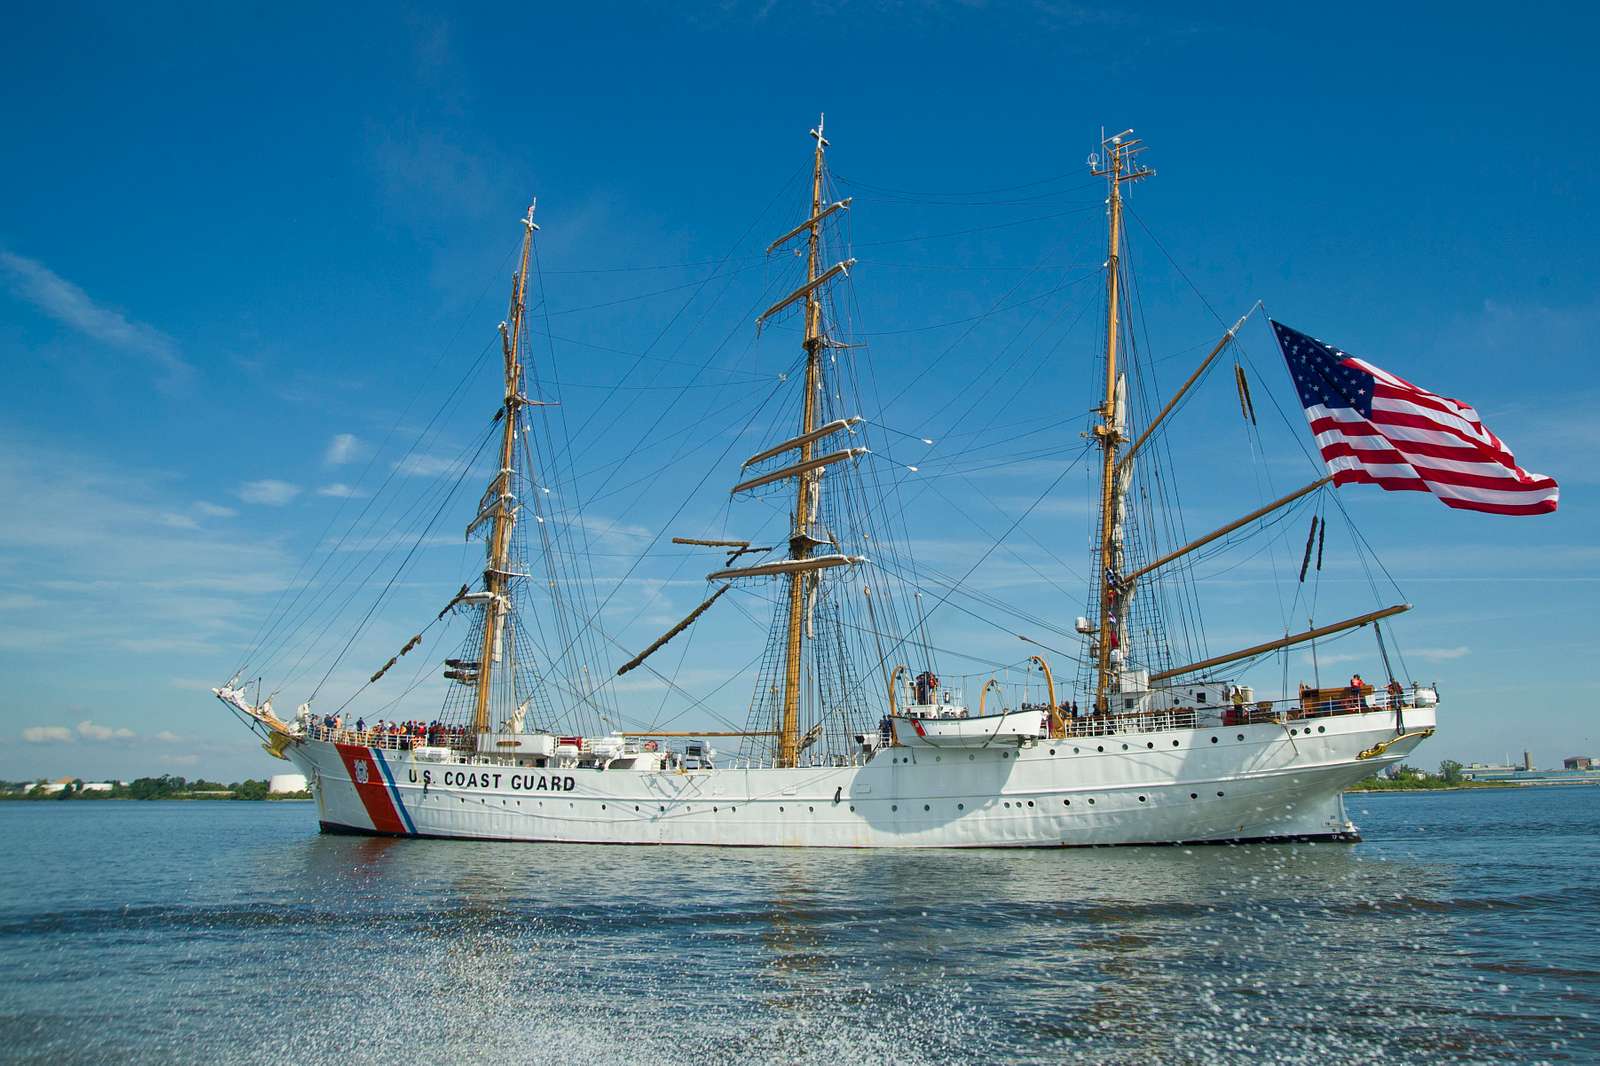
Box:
1063, 799, 1071, 806
601, 804, 606, 810
634, 805, 640, 811
923, 804, 931, 812
1073, 747, 1081, 754
969, 754, 976, 761
1290, 728, 1298, 736
1138, 795, 1147, 803
659, 805, 665, 812
1004, 802, 1011, 809
1097, 745, 1104, 753
892, 804, 899, 812
1236, 734, 1245, 741
1087, 798, 1096, 805
1172, 740, 1180, 747
779, 806, 785, 812
1121, 743, 1129, 751
1049, 749, 1056, 756
713, 807, 719, 813
1190, 792, 1198, 799
1317, 726, 1326, 734
1210, 736, 1219, 744
1001, 752, 1010, 759
1026, 800, 1034, 808
1216, 791, 1225, 797
957, 803, 965, 810
808, 806, 814, 812
1146, 742, 1154, 750
935, 755, 942, 762
849, 805, 855, 812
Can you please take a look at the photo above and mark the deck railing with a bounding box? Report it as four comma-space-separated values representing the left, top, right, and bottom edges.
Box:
302, 722, 471, 752
295, 685, 1429, 768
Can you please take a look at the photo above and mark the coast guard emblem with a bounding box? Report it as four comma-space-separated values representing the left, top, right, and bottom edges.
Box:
354, 759, 370, 784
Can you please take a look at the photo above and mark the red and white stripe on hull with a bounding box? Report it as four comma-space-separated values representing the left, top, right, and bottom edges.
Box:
326, 743, 415, 836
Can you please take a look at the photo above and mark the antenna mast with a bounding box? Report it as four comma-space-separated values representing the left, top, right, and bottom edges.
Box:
472, 201, 538, 736
1089, 132, 1152, 715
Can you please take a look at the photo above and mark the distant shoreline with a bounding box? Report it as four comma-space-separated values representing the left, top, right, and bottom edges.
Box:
0, 793, 312, 803
2, 774, 312, 802
1348, 781, 1598, 793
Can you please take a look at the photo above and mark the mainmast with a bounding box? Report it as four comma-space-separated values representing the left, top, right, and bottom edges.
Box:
472, 202, 538, 736
775, 116, 831, 768
1090, 132, 1152, 714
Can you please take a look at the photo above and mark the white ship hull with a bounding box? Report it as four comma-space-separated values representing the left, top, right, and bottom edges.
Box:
286, 706, 1434, 848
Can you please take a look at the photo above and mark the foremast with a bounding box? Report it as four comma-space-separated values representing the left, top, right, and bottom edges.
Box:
1090, 132, 1152, 714
473, 202, 538, 735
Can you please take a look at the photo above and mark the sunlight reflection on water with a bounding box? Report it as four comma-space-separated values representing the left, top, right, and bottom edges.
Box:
1, 788, 1596, 1064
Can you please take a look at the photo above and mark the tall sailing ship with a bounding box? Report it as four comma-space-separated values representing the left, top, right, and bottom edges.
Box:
216, 121, 1556, 846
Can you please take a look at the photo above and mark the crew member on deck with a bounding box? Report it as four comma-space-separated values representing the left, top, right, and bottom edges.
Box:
1349, 673, 1365, 711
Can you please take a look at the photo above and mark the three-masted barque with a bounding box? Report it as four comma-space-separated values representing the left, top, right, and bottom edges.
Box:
214, 120, 1558, 848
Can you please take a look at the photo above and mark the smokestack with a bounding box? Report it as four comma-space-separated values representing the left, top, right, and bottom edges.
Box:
1523, 750, 1534, 772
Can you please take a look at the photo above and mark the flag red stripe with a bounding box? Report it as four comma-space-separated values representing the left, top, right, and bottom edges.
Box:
1318, 441, 1559, 491
1438, 495, 1558, 516
1310, 415, 1527, 474
1331, 467, 1554, 512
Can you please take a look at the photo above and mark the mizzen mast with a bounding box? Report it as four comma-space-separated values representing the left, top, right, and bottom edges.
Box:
1090, 132, 1152, 714
472, 201, 538, 736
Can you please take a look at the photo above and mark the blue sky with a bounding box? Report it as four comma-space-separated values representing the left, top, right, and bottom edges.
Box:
2, 2, 1595, 781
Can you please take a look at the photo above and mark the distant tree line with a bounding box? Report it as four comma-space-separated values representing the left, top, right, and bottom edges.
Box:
0, 775, 309, 800
1350, 759, 1506, 791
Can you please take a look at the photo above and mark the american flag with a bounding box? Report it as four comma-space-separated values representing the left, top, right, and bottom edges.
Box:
1272, 320, 1558, 516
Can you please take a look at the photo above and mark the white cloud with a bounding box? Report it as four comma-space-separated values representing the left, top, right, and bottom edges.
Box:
193, 501, 237, 518
1411, 646, 1470, 661
0, 249, 191, 386
155, 730, 184, 743
170, 678, 222, 691
394, 454, 460, 478
115, 636, 217, 654
236, 479, 302, 506
160, 512, 200, 530
1306, 652, 1363, 666
0, 438, 295, 666
325, 433, 362, 465
76, 720, 136, 742
317, 482, 366, 498
21, 725, 72, 743
572, 514, 654, 545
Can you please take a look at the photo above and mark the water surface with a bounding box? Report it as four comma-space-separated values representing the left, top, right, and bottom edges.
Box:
1, 787, 1595, 1063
